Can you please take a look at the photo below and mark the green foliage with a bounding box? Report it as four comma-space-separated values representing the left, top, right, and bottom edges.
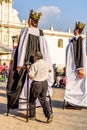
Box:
0, 76, 5, 81
58, 72, 63, 76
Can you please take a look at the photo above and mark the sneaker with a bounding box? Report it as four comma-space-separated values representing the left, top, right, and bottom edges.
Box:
47, 114, 53, 123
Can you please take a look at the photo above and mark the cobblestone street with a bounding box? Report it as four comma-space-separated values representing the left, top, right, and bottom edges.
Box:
0, 81, 87, 130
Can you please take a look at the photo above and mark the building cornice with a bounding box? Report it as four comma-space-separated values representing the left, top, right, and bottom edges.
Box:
43, 29, 86, 39
43, 29, 73, 38
0, 0, 12, 4
0, 22, 23, 29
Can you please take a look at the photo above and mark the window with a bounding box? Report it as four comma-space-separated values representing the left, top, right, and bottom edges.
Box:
58, 39, 63, 48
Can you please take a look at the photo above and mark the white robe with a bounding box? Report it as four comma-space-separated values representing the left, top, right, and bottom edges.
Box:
17, 27, 54, 108
64, 38, 87, 107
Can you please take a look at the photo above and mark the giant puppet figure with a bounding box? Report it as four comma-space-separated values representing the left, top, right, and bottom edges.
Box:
7, 10, 54, 113
64, 21, 87, 108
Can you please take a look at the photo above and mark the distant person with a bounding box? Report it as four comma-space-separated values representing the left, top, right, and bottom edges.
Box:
53, 63, 57, 70
2, 63, 8, 81
59, 67, 66, 88
52, 64, 58, 87
64, 21, 87, 109
62, 67, 66, 77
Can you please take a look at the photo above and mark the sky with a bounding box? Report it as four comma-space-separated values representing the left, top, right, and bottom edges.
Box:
12, 0, 87, 32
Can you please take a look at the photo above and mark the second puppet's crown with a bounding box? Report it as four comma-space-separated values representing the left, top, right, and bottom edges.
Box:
75, 21, 85, 30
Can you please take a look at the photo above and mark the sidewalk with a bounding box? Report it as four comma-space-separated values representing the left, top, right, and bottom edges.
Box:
0, 82, 87, 130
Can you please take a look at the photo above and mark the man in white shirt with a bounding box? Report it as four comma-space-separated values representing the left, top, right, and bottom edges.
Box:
29, 51, 53, 123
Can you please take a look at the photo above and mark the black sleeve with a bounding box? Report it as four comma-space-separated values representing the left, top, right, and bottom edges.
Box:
73, 36, 83, 69
39, 29, 44, 36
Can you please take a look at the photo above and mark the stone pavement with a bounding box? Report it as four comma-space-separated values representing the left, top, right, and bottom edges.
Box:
0, 81, 87, 130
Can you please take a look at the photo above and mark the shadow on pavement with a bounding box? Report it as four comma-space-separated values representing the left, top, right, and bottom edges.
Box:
35, 118, 47, 123
52, 100, 63, 108
0, 92, 6, 97
0, 103, 7, 114
0, 86, 6, 90
0, 105, 29, 122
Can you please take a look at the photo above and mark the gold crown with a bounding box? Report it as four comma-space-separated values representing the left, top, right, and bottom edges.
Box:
29, 10, 42, 20
75, 21, 85, 30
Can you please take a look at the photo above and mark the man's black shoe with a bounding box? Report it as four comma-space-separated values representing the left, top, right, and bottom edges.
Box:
47, 114, 53, 123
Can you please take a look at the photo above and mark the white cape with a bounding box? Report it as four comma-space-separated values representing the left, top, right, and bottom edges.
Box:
17, 28, 54, 108
64, 40, 87, 107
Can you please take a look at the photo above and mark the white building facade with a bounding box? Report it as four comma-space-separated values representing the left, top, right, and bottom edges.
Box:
0, 0, 27, 65
0, 0, 86, 68
44, 28, 86, 68
44, 29, 72, 68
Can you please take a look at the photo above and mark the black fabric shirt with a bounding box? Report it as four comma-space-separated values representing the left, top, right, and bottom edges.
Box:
72, 36, 83, 69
